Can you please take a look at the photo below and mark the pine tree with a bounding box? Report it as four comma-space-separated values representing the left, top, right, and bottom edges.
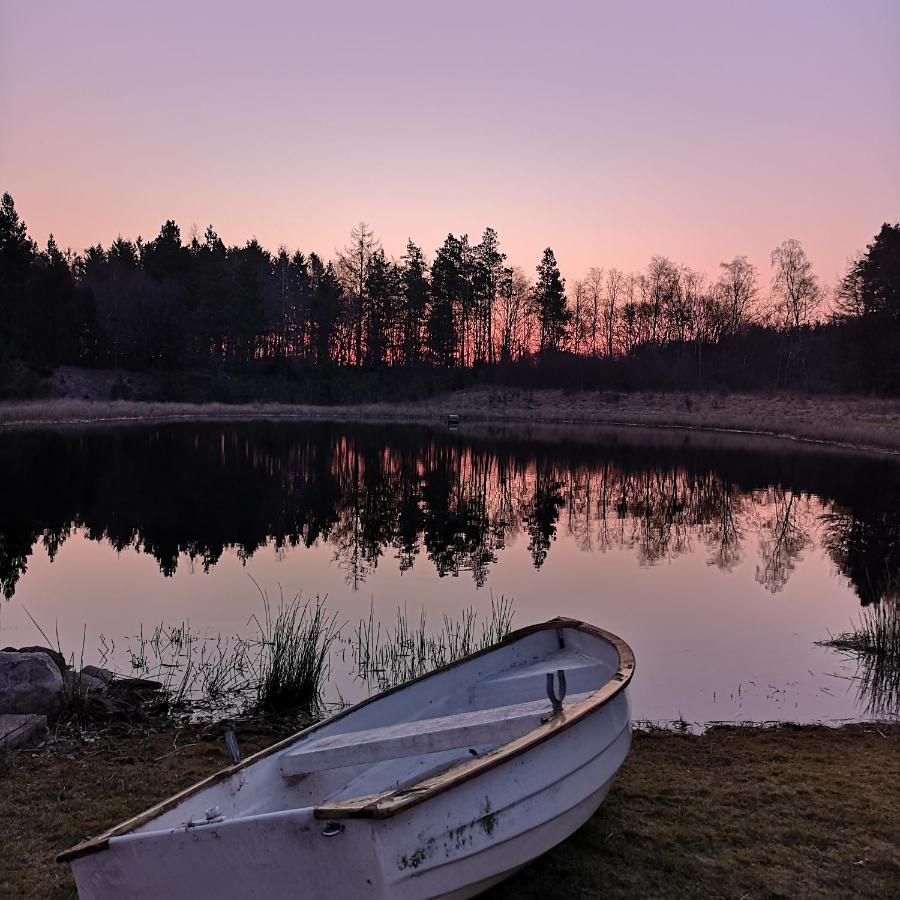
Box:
0, 193, 36, 278
400, 240, 428, 366
473, 227, 505, 364
190, 226, 231, 361
230, 239, 271, 363
364, 248, 401, 366
308, 254, 341, 364
0, 193, 37, 357
428, 235, 467, 367
337, 223, 380, 366
532, 247, 570, 354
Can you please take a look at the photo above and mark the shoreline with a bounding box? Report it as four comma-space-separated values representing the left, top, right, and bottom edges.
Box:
2, 721, 897, 899
1, 390, 900, 456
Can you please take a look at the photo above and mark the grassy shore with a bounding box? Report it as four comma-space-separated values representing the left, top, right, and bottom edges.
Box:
1, 389, 900, 454
2, 723, 897, 899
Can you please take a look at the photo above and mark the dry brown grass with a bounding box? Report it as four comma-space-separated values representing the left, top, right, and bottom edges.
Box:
0, 723, 292, 899
1, 724, 897, 899
492, 724, 900, 900
1, 390, 900, 454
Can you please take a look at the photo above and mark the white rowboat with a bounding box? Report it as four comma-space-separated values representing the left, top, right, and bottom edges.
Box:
59, 617, 635, 899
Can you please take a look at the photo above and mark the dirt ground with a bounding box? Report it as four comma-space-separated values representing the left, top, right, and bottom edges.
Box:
48, 366, 163, 402
1, 723, 897, 899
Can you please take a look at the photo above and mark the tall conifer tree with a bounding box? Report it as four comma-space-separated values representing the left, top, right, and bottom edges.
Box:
532, 247, 569, 354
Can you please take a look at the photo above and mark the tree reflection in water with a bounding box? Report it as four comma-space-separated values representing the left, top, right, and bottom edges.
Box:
1, 422, 898, 614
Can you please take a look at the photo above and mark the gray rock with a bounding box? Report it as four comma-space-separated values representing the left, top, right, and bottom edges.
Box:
63, 670, 108, 693
81, 665, 117, 684
1, 645, 67, 674
0, 713, 48, 750
0, 651, 65, 715
108, 677, 162, 694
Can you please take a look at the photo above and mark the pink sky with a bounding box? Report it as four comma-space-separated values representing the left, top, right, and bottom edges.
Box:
1, 0, 898, 287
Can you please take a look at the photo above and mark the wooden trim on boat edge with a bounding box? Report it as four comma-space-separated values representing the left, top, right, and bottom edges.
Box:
57, 617, 634, 862
313, 621, 634, 819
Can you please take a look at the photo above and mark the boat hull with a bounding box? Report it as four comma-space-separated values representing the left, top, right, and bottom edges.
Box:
70, 690, 630, 899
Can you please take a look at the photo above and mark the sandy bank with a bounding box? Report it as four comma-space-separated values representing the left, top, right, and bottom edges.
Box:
1, 390, 900, 455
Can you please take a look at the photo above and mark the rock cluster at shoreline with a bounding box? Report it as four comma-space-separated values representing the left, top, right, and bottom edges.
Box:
0, 646, 161, 749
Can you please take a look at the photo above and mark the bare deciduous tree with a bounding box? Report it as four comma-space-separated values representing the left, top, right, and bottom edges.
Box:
715, 255, 758, 335
770, 239, 820, 329
602, 268, 624, 358
642, 256, 679, 345
570, 278, 586, 354
618, 275, 641, 355
663, 266, 693, 343
678, 267, 706, 342
582, 266, 604, 356
496, 265, 533, 361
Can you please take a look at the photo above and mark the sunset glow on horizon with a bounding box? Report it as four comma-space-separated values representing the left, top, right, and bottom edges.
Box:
2, 0, 898, 286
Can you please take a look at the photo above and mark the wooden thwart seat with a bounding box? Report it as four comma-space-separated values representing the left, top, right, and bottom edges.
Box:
280, 692, 592, 777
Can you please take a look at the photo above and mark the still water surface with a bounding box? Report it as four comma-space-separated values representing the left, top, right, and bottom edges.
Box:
1, 421, 898, 724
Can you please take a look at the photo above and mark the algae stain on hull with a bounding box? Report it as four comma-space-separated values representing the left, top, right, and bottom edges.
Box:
398, 837, 436, 870
479, 797, 498, 837
400, 799, 500, 872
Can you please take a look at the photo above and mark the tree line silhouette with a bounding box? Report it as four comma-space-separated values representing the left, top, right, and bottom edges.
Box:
1, 422, 896, 606
1, 193, 898, 398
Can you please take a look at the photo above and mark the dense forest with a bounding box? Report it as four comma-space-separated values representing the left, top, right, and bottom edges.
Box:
0, 192, 897, 399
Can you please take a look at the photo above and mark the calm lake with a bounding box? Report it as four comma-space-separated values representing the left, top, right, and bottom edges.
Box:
1, 420, 898, 725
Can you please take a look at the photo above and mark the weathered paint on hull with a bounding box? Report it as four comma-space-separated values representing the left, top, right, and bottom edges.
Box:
71, 693, 630, 899
429, 778, 618, 900
385, 695, 630, 899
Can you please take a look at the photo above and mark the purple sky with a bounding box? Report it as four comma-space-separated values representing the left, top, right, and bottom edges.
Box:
1, 0, 898, 287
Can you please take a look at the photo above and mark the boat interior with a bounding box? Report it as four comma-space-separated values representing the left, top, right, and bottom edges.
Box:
106, 624, 627, 840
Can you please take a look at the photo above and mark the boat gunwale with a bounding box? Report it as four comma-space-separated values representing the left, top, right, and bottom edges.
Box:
314, 620, 634, 819
57, 617, 634, 862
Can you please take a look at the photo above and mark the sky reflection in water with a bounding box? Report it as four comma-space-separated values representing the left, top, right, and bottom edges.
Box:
1, 422, 897, 724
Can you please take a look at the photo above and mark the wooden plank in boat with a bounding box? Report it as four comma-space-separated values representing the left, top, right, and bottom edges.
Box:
58, 619, 634, 862
468, 659, 606, 708
280, 693, 591, 777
